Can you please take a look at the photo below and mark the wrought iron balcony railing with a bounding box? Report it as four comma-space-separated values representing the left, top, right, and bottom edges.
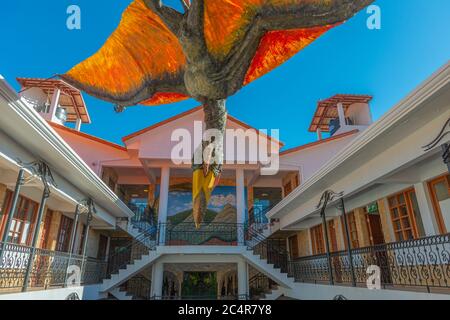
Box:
0, 241, 107, 292
160, 222, 246, 246
288, 233, 450, 292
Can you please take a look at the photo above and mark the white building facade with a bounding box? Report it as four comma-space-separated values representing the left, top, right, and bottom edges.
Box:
0, 62, 449, 300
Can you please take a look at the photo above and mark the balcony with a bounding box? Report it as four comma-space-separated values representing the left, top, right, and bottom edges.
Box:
287, 233, 450, 293
0, 241, 107, 293
160, 222, 246, 246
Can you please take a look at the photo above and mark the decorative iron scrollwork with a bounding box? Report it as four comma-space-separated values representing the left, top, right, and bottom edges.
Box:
65, 292, 81, 300
288, 233, 450, 292
423, 117, 450, 173
316, 190, 344, 213
423, 118, 450, 151
17, 160, 56, 198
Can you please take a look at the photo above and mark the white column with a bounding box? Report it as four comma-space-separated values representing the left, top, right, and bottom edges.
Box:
316, 128, 322, 141
49, 89, 61, 122
150, 261, 164, 299
237, 260, 248, 300
414, 182, 437, 236
158, 166, 170, 245
337, 102, 346, 128
236, 168, 245, 245
75, 117, 82, 131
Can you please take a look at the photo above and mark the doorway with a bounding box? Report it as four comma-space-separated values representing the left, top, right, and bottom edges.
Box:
364, 205, 391, 285
251, 188, 282, 224
365, 209, 385, 246
428, 175, 450, 234
182, 272, 217, 299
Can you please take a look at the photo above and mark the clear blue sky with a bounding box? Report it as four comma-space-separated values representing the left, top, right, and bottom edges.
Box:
1, 0, 449, 149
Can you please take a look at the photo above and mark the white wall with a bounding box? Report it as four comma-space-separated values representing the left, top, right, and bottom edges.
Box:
280, 132, 359, 182
346, 103, 372, 126
126, 109, 279, 165
54, 127, 131, 176
281, 283, 450, 300
0, 285, 104, 300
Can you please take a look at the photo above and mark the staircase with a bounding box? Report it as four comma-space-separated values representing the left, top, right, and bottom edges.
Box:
260, 287, 284, 300
243, 250, 295, 289
99, 221, 297, 300
102, 251, 160, 293
109, 275, 153, 300
101, 228, 160, 294
248, 272, 280, 300
109, 287, 133, 300
244, 227, 297, 296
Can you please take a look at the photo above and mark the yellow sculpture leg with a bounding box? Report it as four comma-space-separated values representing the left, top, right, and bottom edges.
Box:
192, 169, 217, 228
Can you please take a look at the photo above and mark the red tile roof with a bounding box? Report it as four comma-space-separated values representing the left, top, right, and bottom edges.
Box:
17, 77, 91, 124
280, 130, 359, 156
309, 94, 372, 132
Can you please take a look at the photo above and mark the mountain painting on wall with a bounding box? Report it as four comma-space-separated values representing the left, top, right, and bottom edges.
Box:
167, 184, 240, 245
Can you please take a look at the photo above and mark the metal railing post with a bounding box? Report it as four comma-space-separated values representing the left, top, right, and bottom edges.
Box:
22, 188, 50, 292
80, 203, 94, 279
0, 169, 25, 268
317, 190, 345, 286
68, 204, 81, 255
339, 197, 357, 287
64, 204, 81, 287
0, 169, 25, 245
320, 205, 334, 286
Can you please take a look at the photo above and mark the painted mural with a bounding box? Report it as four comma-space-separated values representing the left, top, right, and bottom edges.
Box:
167, 183, 239, 226
166, 183, 245, 245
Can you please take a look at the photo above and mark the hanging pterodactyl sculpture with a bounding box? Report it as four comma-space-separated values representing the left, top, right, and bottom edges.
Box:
61, 0, 374, 228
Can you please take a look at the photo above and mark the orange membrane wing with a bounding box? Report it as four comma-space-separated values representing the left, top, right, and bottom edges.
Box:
140, 92, 190, 106
244, 25, 335, 84
63, 0, 186, 106
204, 0, 338, 85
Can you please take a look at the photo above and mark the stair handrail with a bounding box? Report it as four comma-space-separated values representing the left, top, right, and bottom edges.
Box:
130, 205, 157, 234
249, 272, 277, 299
248, 203, 277, 226
106, 227, 158, 277
245, 226, 291, 274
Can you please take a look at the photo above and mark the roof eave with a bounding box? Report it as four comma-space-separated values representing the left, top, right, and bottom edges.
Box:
0, 75, 134, 220
268, 62, 450, 220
